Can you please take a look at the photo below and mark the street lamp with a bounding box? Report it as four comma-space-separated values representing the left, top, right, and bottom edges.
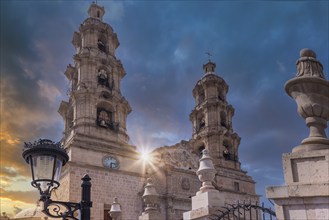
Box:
22, 139, 92, 220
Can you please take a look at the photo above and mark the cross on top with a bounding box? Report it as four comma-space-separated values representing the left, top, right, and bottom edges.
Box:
205, 52, 212, 61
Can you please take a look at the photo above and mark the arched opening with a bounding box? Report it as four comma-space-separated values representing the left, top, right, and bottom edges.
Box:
97, 36, 107, 53
222, 140, 236, 161
218, 88, 224, 101
66, 108, 74, 130
97, 69, 109, 86
197, 114, 205, 132
97, 68, 114, 90
220, 111, 228, 128
198, 91, 205, 104
198, 145, 205, 157
97, 11, 100, 18
96, 102, 118, 132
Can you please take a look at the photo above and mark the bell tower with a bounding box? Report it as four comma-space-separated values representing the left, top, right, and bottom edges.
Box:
58, 2, 132, 149
56, 3, 145, 219
190, 59, 241, 169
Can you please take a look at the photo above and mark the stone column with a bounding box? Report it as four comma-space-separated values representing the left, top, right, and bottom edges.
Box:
266, 48, 329, 220
138, 178, 163, 220
183, 149, 224, 220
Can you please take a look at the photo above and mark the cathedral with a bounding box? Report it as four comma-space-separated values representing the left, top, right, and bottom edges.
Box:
22, 2, 259, 220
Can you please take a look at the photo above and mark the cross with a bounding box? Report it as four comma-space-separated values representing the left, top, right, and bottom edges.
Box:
205, 52, 212, 60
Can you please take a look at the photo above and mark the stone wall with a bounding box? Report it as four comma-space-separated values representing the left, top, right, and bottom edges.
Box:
56, 163, 145, 220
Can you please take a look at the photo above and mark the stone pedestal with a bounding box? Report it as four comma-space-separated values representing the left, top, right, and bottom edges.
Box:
267, 149, 329, 220
138, 210, 162, 220
183, 150, 224, 220
138, 178, 164, 220
183, 190, 224, 220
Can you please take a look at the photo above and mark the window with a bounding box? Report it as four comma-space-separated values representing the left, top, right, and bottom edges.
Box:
198, 116, 205, 131
198, 145, 205, 156
96, 108, 119, 132
104, 209, 112, 220
97, 69, 114, 90
97, 11, 100, 18
198, 92, 205, 104
98, 39, 106, 52
234, 182, 240, 191
220, 111, 227, 128
98, 69, 109, 86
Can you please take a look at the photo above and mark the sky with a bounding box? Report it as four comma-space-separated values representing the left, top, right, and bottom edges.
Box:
0, 0, 328, 217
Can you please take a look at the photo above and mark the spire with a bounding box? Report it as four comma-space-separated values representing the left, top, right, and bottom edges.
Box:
88, 1, 105, 20
203, 59, 216, 74
203, 52, 216, 74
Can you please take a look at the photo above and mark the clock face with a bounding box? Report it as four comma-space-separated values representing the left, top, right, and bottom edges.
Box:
103, 155, 119, 169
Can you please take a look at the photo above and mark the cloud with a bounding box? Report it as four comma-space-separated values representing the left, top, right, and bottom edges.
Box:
37, 80, 62, 104
0, 188, 38, 204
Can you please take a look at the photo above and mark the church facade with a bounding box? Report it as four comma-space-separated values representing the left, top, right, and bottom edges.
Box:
56, 3, 259, 219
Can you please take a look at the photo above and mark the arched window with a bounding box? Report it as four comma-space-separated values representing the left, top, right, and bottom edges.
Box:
198, 145, 205, 157
222, 140, 236, 161
98, 39, 106, 52
198, 92, 205, 104
67, 108, 74, 130
223, 141, 230, 160
198, 115, 205, 131
220, 111, 228, 128
96, 103, 119, 132
97, 11, 100, 18
97, 69, 114, 90
98, 69, 108, 86
218, 89, 224, 101
97, 108, 112, 127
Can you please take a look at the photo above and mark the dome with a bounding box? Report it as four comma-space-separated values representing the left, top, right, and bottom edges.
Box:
14, 205, 47, 219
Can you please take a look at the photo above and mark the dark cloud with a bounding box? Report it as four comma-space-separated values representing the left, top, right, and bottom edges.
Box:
1, 0, 328, 212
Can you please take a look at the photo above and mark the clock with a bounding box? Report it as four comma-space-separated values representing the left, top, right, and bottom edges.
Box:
102, 155, 119, 169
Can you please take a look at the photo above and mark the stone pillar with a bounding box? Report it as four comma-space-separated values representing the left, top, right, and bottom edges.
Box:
139, 178, 163, 220
183, 149, 224, 220
266, 49, 329, 220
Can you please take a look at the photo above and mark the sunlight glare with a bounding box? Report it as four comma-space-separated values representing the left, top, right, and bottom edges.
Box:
140, 150, 151, 162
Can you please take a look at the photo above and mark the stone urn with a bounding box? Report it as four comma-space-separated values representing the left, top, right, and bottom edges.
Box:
109, 197, 121, 220
196, 149, 216, 193
142, 178, 159, 212
285, 48, 329, 152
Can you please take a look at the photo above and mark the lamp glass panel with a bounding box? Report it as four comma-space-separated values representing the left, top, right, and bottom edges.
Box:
54, 159, 63, 182
32, 155, 55, 180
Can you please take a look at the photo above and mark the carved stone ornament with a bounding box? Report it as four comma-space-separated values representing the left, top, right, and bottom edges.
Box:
196, 149, 216, 193
285, 48, 329, 152
181, 177, 190, 190
296, 48, 325, 79
159, 142, 199, 170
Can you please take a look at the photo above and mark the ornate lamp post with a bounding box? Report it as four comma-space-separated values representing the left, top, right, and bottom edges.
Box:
22, 139, 92, 220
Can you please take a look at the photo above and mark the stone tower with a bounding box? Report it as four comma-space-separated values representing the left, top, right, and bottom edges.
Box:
58, 2, 131, 148
57, 3, 145, 219
149, 60, 259, 219
190, 59, 241, 170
